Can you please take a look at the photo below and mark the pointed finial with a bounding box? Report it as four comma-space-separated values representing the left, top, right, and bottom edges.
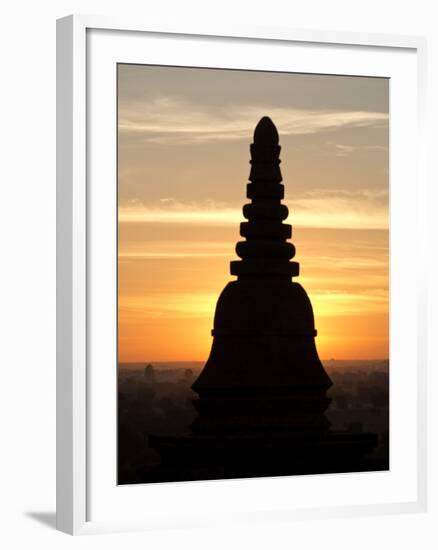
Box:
253, 116, 279, 145
230, 116, 298, 280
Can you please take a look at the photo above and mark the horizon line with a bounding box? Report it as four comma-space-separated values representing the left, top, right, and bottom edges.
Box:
119, 358, 389, 366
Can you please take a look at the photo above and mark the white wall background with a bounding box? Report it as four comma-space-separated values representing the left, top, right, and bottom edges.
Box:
0, 0, 436, 547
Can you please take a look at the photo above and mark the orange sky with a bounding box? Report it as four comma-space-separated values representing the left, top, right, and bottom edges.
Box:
117, 65, 389, 363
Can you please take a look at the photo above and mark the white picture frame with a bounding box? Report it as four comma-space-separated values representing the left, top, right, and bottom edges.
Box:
56, 14, 428, 535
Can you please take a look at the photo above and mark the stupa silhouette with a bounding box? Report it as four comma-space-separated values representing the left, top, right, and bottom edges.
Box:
146, 117, 381, 481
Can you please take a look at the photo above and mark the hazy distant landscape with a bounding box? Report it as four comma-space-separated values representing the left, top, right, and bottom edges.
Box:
118, 360, 389, 484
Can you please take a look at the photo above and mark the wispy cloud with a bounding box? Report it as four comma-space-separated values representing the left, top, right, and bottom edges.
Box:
119, 240, 232, 260
119, 97, 388, 145
311, 288, 388, 317
328, 142, 388, 157
119, 293, 217, 320
118, 190, 388, 230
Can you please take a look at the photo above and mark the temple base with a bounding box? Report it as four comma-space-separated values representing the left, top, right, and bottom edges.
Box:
130, 431, 385, 484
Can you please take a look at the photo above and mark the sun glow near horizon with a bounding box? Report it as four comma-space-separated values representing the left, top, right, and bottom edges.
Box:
118, 221, 389, 362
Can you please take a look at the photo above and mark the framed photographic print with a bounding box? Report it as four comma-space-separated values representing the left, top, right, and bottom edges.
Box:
56, 15, 427, 535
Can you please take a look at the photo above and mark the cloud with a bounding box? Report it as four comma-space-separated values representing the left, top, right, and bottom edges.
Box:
118, 189, 388, 230
328, 142, 388, 157
119, 293, 217, 319
119, 202, 239, 226
118, 96, 388, 145
288, 188, 388, 230
311, 289, 388, 317
119, 240, 232, 260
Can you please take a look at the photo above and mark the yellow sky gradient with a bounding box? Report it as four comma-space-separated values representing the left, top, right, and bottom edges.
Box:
117, 65, 389, 363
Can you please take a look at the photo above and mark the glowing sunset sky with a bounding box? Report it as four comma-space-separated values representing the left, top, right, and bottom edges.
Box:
118, 65, 389, 363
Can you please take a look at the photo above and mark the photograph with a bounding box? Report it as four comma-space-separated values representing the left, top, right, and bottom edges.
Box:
117, 64, 390, 484
1, 0, 431, 543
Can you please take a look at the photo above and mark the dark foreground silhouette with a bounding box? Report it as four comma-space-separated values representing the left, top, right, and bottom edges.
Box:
118, 118, 389, 483
118, 361, 389, 484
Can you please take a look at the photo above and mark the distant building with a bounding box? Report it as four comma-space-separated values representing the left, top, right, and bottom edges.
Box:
182, 368, 193, 381
144, 363, 155, 381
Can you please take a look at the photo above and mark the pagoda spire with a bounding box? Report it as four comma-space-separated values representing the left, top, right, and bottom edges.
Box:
231, 116, 299, 279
